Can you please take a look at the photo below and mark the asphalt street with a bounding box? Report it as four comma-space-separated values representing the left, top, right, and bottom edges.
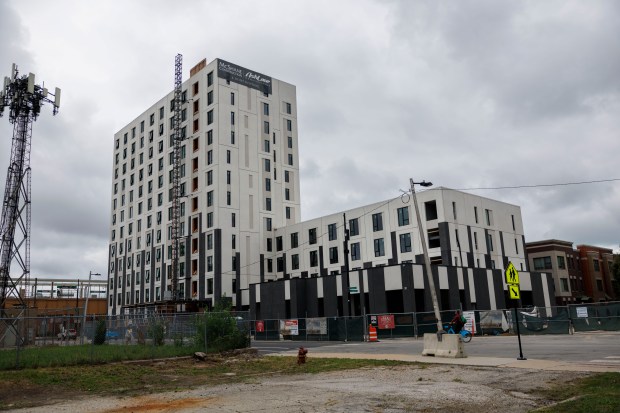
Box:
252, 331, 620, 367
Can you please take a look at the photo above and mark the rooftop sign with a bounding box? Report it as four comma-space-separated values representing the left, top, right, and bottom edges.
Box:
217, 59, 272, 95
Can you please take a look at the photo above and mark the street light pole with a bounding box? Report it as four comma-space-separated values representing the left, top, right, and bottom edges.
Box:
410, 179, 443, 334
81, 271, 101, 344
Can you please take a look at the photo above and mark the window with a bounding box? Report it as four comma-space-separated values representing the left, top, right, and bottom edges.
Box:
593, 259, 600, 272
560, 278, 569, 292
207, 110, 213, 125
428, 228, 440, 249
226, 150, 231, 164
286, 206, 291, 219
230, 111, 235, 125
474, 206, 478, 223
207, 150, 213, 165
230, 130, 235, 144
207, 256, 213, 272
291, 254, 299, 270
263, 121, 269, 134
533, 256, 552, 270
230, 92, 235, 105
207, 191, 213, 207
309, 228, 317, 244
349, 218, 359, 236
309, 250, 318, 267
286, 119, 292, 132
425, 201, 438, 220
227, 170, 231, 185
323, 246, 336, 265
207, 234, 213, 250
266, 238, 272, 252
511, 214, 516, 231
231, 212, 236, 227
557, 256, 566, 270
291, 232, 299, 248
485, 209, 493, 226
397, 207, 409, 226
487, 233, 494, 251
207, 170, 213, 185
263, 102, 269, 116
374, 238, 385, 257
372, 213, 383, 232
285, 102, 291, 114
328, 223, 337, 241
287, 153, 293, 166
284, 170, 290, 182
207, 212, 213, 228
351, 242, 361, 261
288, 136, 293, 149
227, 191, 231, 206
275, 236, 283, 251
399, 233, 412, 253
265, 178, 271, 191
596, 279, 603, 291
265, 197, 271, 211
264, 159, 270, 172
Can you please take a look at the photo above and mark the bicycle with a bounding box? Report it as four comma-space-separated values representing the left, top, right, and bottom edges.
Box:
443, 324, 472, 343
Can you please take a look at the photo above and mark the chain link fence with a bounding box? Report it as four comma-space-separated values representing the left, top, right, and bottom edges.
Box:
0, 311, 250, 369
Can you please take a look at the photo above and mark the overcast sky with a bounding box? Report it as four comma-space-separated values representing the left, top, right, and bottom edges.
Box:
1, 0, 619, 279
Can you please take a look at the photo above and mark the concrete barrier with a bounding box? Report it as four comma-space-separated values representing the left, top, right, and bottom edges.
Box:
421, 333, 466, 358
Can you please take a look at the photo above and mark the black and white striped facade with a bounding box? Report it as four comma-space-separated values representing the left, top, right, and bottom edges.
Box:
252, 264, 554, 319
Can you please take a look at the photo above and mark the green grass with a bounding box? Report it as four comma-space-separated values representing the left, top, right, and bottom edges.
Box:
0, 343, 204, 370
534, 372, 620, 413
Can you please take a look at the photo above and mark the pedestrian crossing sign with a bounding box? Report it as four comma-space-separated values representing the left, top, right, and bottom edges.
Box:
509, 284, 520, 299
505, 262, 520, 285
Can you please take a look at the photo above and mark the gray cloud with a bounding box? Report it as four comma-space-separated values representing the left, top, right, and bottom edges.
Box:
0, 0, 617, 282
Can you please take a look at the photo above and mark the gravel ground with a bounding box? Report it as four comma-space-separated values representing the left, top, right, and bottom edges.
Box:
8, 364, 587, 413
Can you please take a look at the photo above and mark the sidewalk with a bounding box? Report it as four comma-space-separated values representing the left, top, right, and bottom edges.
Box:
272, 350, 620, 373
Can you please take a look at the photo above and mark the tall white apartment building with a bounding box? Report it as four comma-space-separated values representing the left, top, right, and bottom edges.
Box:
108, 58, 300, 315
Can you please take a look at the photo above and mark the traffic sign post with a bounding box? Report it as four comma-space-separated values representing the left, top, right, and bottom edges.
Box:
505, 262, 526, 361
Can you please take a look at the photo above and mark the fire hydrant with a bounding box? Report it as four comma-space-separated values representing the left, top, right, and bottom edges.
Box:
297, 346, 308, 365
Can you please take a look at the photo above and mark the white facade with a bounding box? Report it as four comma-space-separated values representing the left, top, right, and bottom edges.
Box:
108, 58, 300, 315
272, 188, 527, 280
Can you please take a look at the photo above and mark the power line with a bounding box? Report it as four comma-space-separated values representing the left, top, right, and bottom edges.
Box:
452, 178, 620, 191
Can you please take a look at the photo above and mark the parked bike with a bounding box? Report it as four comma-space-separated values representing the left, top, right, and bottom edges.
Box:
443, 324, 472, 343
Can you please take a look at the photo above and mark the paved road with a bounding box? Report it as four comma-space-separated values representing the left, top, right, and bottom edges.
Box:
252, 331, 620, 371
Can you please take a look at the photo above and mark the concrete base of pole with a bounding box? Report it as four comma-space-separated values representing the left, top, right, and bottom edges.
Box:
421, 333, 467, 358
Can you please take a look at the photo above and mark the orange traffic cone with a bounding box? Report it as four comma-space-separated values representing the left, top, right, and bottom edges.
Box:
368, 325, 378, 342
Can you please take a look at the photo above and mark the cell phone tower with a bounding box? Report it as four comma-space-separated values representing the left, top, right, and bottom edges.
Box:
0, 64, 60, 345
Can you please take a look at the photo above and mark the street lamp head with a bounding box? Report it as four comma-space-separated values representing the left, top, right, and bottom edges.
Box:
420, 181, 433, 187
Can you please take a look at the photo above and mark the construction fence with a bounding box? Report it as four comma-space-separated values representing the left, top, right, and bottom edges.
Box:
0, 311, 251, 369
251, 301, 620, 341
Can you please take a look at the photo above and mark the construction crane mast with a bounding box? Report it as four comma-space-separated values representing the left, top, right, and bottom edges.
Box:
170, 54, 183, 307
0, 64, 60, 343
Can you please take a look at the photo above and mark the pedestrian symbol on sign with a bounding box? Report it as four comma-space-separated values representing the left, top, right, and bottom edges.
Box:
505, 262, 520, 285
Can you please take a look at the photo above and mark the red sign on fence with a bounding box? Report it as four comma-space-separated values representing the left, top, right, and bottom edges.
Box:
377, 314, 395, 329
256, 320, 265, 333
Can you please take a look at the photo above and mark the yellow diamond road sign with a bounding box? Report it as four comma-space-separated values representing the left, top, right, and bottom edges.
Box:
509, 284, 520, 299
505, 262, 520, 285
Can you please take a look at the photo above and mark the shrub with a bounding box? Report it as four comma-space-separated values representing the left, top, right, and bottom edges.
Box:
94, 319, 106, 345
194, 300, 248, 353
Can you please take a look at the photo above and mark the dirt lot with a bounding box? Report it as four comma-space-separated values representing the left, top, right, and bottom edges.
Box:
3, 357, 587, 413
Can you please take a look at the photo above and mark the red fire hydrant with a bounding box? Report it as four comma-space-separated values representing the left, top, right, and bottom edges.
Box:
297, 346, 308, 365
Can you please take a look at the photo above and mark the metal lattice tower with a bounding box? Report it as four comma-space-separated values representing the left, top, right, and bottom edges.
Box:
0, 64, 60, 343
170, 54, 183, 306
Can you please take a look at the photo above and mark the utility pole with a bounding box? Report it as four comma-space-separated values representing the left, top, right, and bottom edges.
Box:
81, 271, 100, 344
410, 179, 443, 334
